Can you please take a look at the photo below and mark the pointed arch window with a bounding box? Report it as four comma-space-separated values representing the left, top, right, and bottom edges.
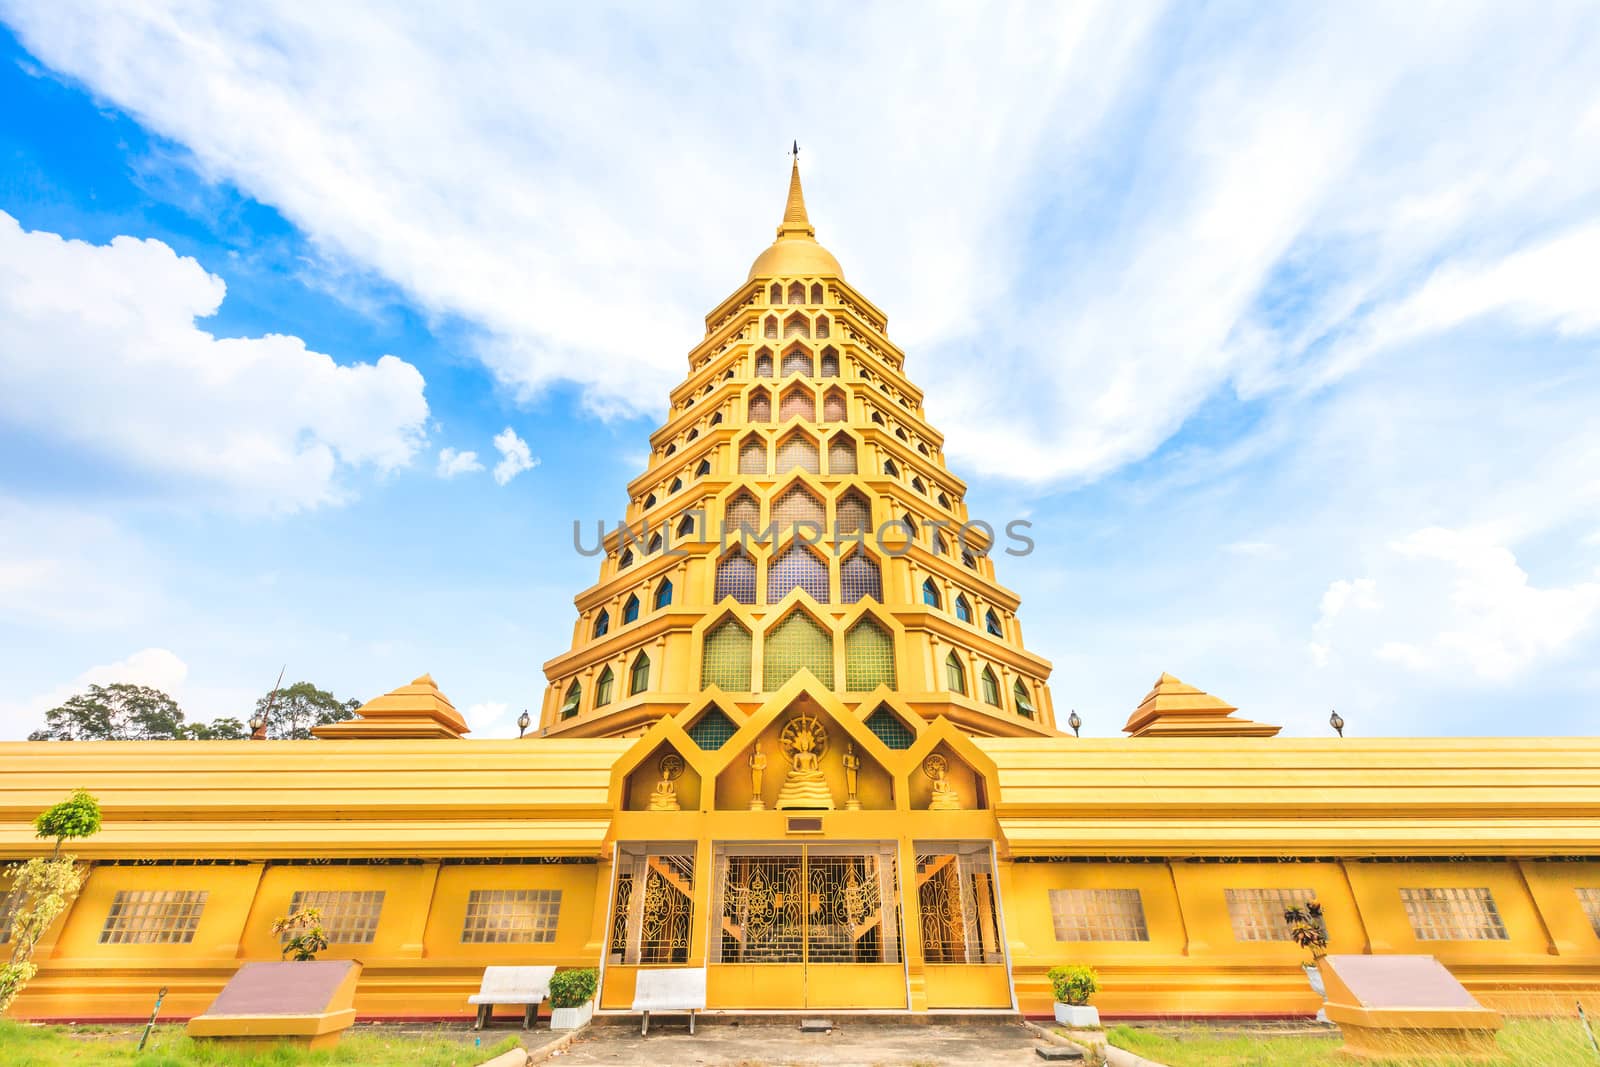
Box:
595, 666, 615, 707
715, 547, 757, 604
763, 610, 834, 689
883, 458, 899, 477
895, 427, 909, 442
962, 550, 978, 569
815, 315, 830, 339
841, 550, 882, 603
764, 316, 779, 339
980, 667, 1001, 707
664, 443, 676, 456
827, 435, 857, 474
560, 680, 581, 720
677, 513, 696, 538
870, 410, 884, 425
933, 531, 948, 556
629, 652, 651, 695
919, 442, 931, 456
770, 282, 783, 303
754, 349, 774, 377
776, 432, 820, 474
922, 579, 942, 608
783, 312, 809, 339
686, 428, 699, 441
945, 652, 967, 695
647, 532, 663, 554
739, 436, 767, 475
779, 388, 815, 422
902, 512, 919, 537
726, 492, 760, 535
702, 618, 752, 691
593, 609, 611, 638
768, 542, 829, 603
1014, 680, 1035, 718
810, 282, 824, 304
748, 390, 771, 423
955, 594, 973, 623
695, 459, 711, 477
820, 348, 839, 377
837, 491, 870, 534
773, 484, 825, 536
669, 477, 682, 494
865, 706, 914, 750
782, 348, 813, 377
985, 609, 1003, 638
823, 391, 847, 422
623, 594, 640, 624
911, 476, 927, 494
710, 410, 723, 424
845, 617, 895, 691
653, 579, 673, 610
644, 493, 657, 509
937, 491, 951, 509
787, 281, 806, 305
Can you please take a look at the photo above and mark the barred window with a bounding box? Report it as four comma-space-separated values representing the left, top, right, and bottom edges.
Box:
99, 889, 207, 945
764, 316, 778, 339
782, 348, 813, 377
654, 579, 673, 610
922, 579, 942, 608
739, 437, 767, 475
846, 617, 896, 691
772, 485, 824, 537
841, 551, 882, 603
784, 312, 809, 339
770, 282, 783, 303
955, 595, 973, 623
748, 390, 771, 422
986, 610, 1004, 637
821, 348, 839, 377
1014, 680, 1035, 719
815, 315, 830, 339
1225, 888, 1317, 941
865, 706, 915, 749
810, 283, 824, 304
788, 281, 805, 304
594, 666, 615, 707
945, 652, 966, 695
1576, 888, 1600, 938
688, 707, 738, 750
702, 618, 753, 691
823, 391, 847, 422
979, 667, 1000, 707
1400, 887, 1509, 941
726, 492, 760, 536
769, 543, 829, 603
776, 433, 820, 474
715, 549, 757, 604
560, 680, 581, 719
629, 652, 651, 695
461, 889, 562, 944
1049, 889, 1150, 942
837, 491, 871, 533
764, 611, 834, 689
779, 388, 815, 422
286, 890, 384, 944
623, 594, 640, 624
592, 609, 609, 638
754, 349, 774, 377
828, 436, 856, 473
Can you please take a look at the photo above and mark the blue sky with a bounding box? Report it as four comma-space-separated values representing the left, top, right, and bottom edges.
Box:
1, 4, 1597, 740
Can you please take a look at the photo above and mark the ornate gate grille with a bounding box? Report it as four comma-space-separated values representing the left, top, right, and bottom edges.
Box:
710, 844, 902, 965
609, 844, 695, 965
914, 841, 1004, 964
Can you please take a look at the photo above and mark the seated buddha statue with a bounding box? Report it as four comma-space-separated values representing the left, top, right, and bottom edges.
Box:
775, 718, 834, 810
647, 755, 682, 811
926, 755, 963, 811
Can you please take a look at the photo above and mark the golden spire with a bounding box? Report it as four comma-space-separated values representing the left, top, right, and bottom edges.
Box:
777, 145, 815, 239
747, 144, 842, 281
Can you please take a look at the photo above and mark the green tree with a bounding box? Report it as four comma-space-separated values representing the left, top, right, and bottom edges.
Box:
29, 684, 186, 741
255, 681, 360, 740
181, 717, 249, 740
1, 790, 102, 1013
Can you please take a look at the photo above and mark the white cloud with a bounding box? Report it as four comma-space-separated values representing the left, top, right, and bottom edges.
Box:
436, 447, 483, 478
0, 212, 430, 511
1, 647, 188, 738
1309, 577, 1381, 668
491, 427, 538, 486
463, 700, 510, 736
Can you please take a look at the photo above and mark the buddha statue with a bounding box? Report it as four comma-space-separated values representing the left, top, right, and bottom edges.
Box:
925, 753, 962, 811
775, 715, 834, 810
647, 753, 684, 812
748, 747, 768, 811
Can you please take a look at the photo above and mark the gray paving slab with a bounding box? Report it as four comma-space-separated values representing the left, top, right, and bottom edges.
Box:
551, 1019, 1047, 1065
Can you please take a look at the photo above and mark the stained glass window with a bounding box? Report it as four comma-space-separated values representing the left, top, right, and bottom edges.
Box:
779, 388, 815, 422
715, 549, 757, 604
702, 619, 753, 691
763, 611, 834, 689
845, 618, 895, 691
828, 435, 856, 473
865, 707, 915, 749
776, 433, 819, 474
841, 551, 882, 603
768, 543, 829, 603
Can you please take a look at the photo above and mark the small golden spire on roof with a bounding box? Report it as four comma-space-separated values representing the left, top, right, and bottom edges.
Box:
1123, 672, 1280, 738
747, 144, 842, 281
778, 141, 814, 238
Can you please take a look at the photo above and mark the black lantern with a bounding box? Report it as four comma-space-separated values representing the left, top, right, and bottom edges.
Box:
1329, 709, 1345, 738
517, 710, 531, 738
1068, 709, 1081, 738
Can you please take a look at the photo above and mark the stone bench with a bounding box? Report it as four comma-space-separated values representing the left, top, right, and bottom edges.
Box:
468, 965, 557, 1030
631, 966, 708, 1035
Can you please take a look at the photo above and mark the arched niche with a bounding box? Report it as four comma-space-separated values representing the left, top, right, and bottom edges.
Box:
714, 697, 893, 812
624, 740, 702, 812
908, 740, 988, 811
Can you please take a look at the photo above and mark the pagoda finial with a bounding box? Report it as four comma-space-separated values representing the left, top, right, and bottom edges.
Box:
778, 143, 815, 239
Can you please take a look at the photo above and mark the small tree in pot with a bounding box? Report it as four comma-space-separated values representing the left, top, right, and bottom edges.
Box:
1284, 901, 1330, 997
1047, 964, 1100, 1027
548, 967, 598, 1030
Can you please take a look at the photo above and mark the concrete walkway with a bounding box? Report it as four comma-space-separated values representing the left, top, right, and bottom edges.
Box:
553, 1017, 1048, 1065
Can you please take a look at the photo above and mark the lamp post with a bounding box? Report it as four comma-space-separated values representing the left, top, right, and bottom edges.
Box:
517, 710, 531, 739
248, 709, 269, 741
1068, 710, 1081, 738
1329, 709, 1345, 738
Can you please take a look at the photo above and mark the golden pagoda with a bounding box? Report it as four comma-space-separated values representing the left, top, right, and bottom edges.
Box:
2, 159, 1598, 1025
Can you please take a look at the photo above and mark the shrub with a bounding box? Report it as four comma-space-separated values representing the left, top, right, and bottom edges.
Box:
549, 967, 598, 1008
1284, 900, 1329, 961
270, 907, 330, 961
34, 789, 101, 857
1047, 964, 1098, 1006
1, 791, 101, 1013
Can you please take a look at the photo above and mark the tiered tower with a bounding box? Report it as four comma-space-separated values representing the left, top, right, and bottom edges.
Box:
539, 159, 1056, 741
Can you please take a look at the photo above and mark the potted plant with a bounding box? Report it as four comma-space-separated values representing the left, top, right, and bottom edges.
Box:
548, 967, 598, 1030
1284, 900, 1329, 996
1047, 964, 1100, 1027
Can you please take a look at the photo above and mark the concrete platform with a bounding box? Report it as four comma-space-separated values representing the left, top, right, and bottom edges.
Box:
560, 1017, 1044, 1064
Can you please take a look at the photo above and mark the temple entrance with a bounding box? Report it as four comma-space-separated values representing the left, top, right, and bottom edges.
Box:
708, 842, 906, 1009
913, 841, 1012, 1009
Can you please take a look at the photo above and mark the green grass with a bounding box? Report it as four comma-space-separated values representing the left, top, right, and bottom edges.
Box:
1106, 1018, 1596, 1067
0, 1021, 524, 1066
